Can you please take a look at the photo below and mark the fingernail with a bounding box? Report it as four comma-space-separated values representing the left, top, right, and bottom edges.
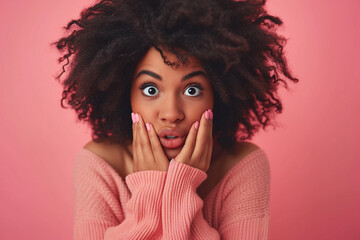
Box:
146, 123, 151, 131
194, 121, 199, 130
205, 110, 210, 120
208, 109, 213, 119
135, 113, 139, 123
131, 112, 135, 123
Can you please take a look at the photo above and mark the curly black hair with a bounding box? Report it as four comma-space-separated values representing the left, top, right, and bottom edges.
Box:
54, 0, 298, 149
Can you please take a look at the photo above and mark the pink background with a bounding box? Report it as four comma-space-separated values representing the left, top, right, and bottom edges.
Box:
1, 0, 359, 239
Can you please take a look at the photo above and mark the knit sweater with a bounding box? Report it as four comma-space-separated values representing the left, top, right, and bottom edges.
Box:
73, 148, 270, 240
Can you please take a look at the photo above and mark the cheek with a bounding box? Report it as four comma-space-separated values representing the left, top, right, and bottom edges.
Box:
130, 96, 156, 122
185, 93, 214, 118
184, 102, 209, 122
132, 102, 151, 118
130, 89, 145, 112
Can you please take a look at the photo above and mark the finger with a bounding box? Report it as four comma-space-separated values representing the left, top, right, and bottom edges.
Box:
203, 109, 213, 170
191, 110, 212, 162
176, 121, 199, 163
131, 112, 139, 172
146, 122, 168, 171
134, 113, 149, 171
205, 109, 213, 161
135, 113, 156, 169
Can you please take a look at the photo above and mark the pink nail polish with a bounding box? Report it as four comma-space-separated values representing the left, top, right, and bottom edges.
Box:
209, 109, 213, 119
194, 121, 199, 130
205, 110, 210, 120
146, 123, 151, 131
135, 113, 139, 123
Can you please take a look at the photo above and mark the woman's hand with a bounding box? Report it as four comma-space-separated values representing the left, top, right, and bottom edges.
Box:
175, 109, 213, 172
131, 113, 169, 172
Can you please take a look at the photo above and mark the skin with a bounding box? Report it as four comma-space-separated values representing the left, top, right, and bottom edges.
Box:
83, 47, 260, 197
130, 47, 214, 172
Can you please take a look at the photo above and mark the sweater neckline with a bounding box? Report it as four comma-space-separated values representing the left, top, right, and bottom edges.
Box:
201, 148, 265, 199
78, 147, 265, 199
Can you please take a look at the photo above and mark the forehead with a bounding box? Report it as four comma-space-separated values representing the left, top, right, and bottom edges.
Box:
135, 47, 204, 73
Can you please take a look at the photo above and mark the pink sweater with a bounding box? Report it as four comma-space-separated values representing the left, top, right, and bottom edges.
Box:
73, 148, 270, 239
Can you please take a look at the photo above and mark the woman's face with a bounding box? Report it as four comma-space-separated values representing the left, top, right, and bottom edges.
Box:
130, 47, 214, 159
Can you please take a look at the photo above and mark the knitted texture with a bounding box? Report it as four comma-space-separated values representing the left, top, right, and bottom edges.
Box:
73, 148, 270, 239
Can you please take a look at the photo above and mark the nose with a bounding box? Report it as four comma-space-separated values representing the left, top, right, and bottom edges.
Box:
159, 94, 184, 124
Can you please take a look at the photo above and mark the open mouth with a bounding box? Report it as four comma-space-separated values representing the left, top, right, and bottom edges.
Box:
165, 135, 178, 139
160, 135, 185, 149
158, 128, 186, 149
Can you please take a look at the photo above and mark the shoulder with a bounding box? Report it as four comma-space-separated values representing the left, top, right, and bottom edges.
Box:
226, 141, 260, 159
74, 141, 129, 225
217, 141, 269, 180
227, 141, 270, 178
218, 143, 270, 221
83, 139, 120, 162
221, 142, 270, 197
218, 141, 261, 171
197, 141, 263, 199
83, 140, 133, 178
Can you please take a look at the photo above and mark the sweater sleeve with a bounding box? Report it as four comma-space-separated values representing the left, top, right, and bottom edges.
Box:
161, 150, 271, 240
73, 151, 167, 240
218, 150, 271, 239
103, 171, 167, 240
161, 160, 220, 240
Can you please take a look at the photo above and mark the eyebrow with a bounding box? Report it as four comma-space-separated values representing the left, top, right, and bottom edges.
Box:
135, 70, 207, 81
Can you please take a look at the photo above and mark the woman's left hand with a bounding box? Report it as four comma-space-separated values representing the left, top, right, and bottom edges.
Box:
174, 109, 213, 172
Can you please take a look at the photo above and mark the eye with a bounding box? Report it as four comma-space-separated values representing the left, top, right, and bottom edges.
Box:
184, 84, 203, 97
140, 84, 159, 97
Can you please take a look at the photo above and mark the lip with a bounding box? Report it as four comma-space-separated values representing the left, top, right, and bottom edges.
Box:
158, 128, 186, 149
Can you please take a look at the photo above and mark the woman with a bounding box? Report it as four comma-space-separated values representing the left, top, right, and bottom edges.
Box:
55, 0, 297, 239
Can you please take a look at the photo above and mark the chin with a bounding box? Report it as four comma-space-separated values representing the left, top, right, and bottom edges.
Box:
164, 148, 182, 160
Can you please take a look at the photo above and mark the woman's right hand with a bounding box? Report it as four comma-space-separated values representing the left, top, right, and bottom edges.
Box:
131, 112, 169, 172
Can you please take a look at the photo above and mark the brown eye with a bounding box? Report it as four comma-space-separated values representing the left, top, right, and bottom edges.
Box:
140, 84, 159, 97
184, 85, 202, 96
